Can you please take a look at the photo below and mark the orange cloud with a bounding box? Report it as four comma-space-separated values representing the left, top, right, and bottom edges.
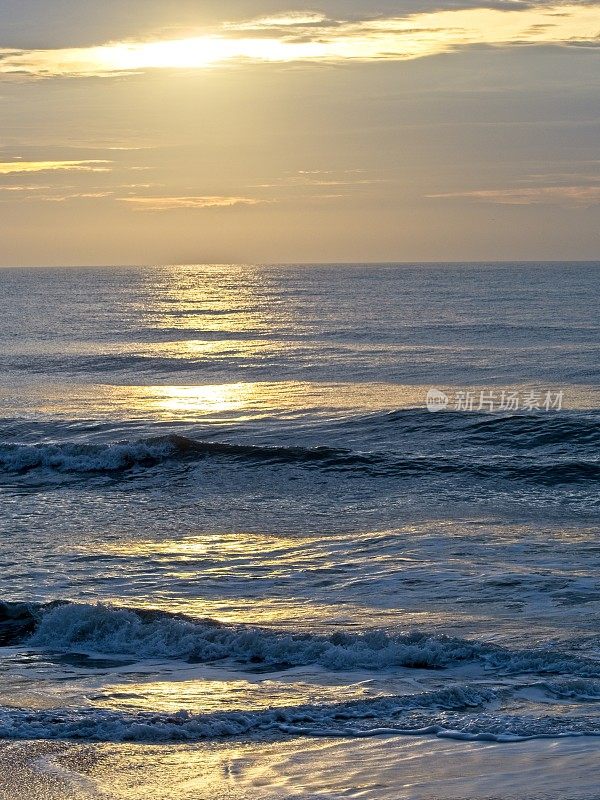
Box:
428, 186, 600, 207
0, 160, 111, 174
120, 195, 265, 210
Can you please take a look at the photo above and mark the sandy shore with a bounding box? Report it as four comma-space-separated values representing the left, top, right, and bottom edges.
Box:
1, 735, 599, 800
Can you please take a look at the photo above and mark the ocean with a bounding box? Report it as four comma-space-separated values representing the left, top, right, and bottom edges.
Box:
0, 262, 599, 795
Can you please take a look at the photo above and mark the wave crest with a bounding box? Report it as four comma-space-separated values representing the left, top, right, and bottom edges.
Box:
3, 602, 599, 677
2, 690, 600, 743
1, 432, 598, 484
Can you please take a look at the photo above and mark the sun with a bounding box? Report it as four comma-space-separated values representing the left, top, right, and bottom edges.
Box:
95, 37, 230, 70
94, 35, 326, 72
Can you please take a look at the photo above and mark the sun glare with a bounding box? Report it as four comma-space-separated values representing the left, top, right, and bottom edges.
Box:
3, 4, 597, 77
94, 35, 327, 72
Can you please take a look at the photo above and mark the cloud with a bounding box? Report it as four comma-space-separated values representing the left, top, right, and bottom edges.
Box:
428, 185, 600, 206
224, 12, 330, 31
253, 169, 388, 189
0, 184, 51, 191
119, 195, 265, 210
1, 3, 598, 78
0, 187, 113, 203
40, 191, 113, 202
0, 159, 111, 174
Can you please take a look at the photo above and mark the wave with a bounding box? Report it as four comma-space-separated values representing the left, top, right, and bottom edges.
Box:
462, 413, 600, 449
0, 438, 176, 473
4, 602, 600, 678
1, 433, 598, 483
340, 408, 600, 450
0, 435, 380, 475
1, 689, 599, 743
537, 679, 600, 701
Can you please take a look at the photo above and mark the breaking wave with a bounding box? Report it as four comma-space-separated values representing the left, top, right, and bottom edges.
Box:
1, 432, 598, 484
3, 602, 600, 677
1, 690, 599, 743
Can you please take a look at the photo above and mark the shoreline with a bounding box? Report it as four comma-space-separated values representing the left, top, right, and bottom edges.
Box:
2, 735, 600, 800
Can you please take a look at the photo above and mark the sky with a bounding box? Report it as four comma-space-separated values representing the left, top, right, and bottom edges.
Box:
0, 0, 599, 265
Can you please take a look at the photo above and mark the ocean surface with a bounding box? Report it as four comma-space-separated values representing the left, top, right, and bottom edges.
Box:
0, 262, 599, 747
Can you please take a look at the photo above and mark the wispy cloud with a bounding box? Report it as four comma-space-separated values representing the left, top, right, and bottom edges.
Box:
0, 184, 51, 191
0, 187, 113, 203
224, 12, 329, 31
428, 185, 600, 206
1, 4, 598, 78
40, 191, 113, 202
252, 169, 387, 189
120, 195, 266, 210
0, 160, 111, 174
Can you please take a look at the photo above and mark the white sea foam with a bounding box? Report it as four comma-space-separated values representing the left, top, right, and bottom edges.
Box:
26, 603, 600, 677
538, 679, 600, 701
0, 439, 176, 472
27, 602, 482, 669
1, 688, 599, 744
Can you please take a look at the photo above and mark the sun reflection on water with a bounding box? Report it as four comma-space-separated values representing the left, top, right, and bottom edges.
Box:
143, 264, 274, 334
13, 381, 437, 422
155, 383, 261, 417
97, 676, 371, 714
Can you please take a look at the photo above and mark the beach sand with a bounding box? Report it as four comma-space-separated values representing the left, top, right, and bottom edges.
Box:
2, 735, 599, 800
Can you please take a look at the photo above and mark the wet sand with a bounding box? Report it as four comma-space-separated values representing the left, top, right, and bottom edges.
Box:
2, 735, 599, 800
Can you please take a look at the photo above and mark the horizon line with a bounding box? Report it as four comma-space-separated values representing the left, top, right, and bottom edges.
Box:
1, 260, 599, 269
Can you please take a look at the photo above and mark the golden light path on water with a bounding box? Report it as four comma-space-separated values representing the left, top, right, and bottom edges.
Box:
147, 266, 271, 334
4, 381, 597, 422
96, 675, 378, 714
79, 523, 575, 634
18, 524, 592, 722
137, 382, 431, 419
